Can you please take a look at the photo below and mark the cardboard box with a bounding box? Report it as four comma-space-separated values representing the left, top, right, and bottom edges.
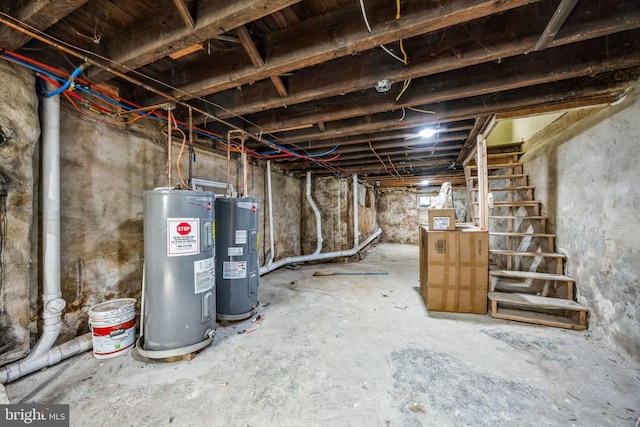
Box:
428, 208, 456, 231
419, 226, 489, 314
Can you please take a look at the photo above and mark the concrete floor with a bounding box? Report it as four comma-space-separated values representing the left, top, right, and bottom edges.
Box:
4, 243, 640, 426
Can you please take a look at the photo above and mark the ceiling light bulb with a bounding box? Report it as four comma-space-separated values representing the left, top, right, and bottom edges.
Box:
419, 128, 436, 138
421, 180, 429, 186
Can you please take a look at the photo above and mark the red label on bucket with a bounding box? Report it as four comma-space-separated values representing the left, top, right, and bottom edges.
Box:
92, 318, 136, 337
177, 222, 192, 235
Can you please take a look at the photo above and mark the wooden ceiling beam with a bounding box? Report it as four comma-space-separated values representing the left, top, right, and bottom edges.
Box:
172, 0, 196, 29
534, 0, 579, 51
371, 174, 467, 187
332, 135, 468, 156
87, 0, 302, 82
295, 158, 452, 174
322, 147, 464, 164
255, 69, 637, 146
236, 26, 288, 97
151, 0, 541, 102
0, 0, 89, 50
456, 115, 492, 165
245, 31, 640, 133
275, 121, 475, 149
187, 0, 640, 123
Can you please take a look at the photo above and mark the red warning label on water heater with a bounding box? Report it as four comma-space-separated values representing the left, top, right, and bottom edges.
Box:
168, 218, 199, 256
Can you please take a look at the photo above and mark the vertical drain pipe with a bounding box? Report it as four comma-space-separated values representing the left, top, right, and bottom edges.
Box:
259, 172, 381, 276
1, 82, 92, 384
306, 172, 323, 255
26, 82, 66, 359
353, 174, 360, 249
266, 161, 275, 265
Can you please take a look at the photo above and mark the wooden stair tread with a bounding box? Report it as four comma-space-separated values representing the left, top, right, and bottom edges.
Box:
488, 292, 587, 311
473, 201, 540, 206
470, 174, 527, 181
488, 292, 587, 330
472, 186, 534, 192
490, 232, 555, 237
468, 163, 522, 170
487, 151, 523, 158
489, 215, 546, 219
489, 306, 587, 330
490, 250, 565, 258
490, 269, 574, 282
492, 201, 540, 206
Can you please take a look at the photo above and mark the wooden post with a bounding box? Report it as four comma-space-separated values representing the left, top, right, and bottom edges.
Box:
476, 134, 489, 230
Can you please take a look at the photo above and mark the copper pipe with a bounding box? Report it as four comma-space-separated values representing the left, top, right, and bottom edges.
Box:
241, 133, 248, 196
167, 111, 173, 187
188, 106, 193, 186
226, 130, 232, 195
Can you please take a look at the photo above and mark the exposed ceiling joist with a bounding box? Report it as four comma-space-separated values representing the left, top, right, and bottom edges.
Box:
172, 0, 195, 29
2, 0, 638, 185
87, 0, 302, 82
190, 1, 640, 127
244, 31, 640, 134
148, 0, 542, 103
0, 0, 89, 50
236, 25, 288, 97
534, 0, 580, 51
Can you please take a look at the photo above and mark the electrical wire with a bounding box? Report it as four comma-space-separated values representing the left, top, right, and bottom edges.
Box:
408, 106, 435, 114
395, 0, 411, 102
396, 77, 411, 101
387, 154, 404, 182
399, 39, 408, 64
358, 0, 406, 64
368, 141, 389, 173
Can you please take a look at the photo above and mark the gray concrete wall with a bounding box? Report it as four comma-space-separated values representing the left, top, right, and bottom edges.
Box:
300, 177, 378, 256
0, 61, 40, 364
376, 187, 467, 244
521, 88, 640, 362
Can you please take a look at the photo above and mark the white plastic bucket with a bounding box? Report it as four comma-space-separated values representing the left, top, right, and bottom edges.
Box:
88, 298, 137, 359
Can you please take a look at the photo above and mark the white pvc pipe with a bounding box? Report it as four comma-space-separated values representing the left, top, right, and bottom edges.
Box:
260, 174, 381, 276
259, 229, 381, 276
306, 172, 323, 256
353, 174, 360, 248
266, 161, 275, 265
0, 83, 93, 383
25, 83, 66, 361
337, 180, 342, 246
1, 334, 92, 384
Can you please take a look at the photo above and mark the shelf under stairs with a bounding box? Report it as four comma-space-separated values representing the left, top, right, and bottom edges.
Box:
465, 144, 588, 330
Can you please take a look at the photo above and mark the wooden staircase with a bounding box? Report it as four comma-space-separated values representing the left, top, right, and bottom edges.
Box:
464, 143, 588, 330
